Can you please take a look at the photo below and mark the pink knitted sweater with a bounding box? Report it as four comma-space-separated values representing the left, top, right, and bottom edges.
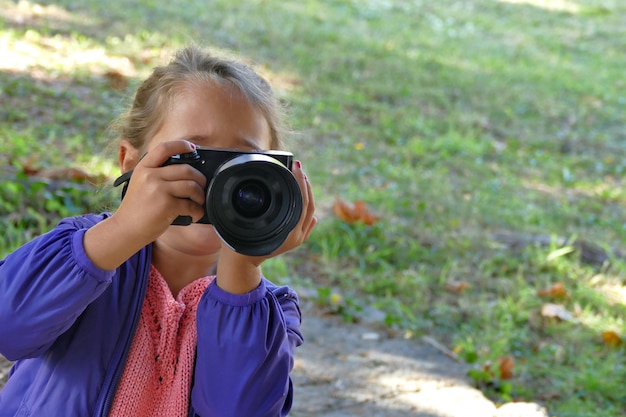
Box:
109, 265, 213, 417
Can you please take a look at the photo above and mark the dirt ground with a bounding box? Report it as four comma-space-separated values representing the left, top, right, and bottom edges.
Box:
291, 298, 550, 417
0, 296, 549, 417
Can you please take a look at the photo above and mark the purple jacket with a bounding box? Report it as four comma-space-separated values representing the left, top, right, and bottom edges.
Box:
0, 213, 303, 417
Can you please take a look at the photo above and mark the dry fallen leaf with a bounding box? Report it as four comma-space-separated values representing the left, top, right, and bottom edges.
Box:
445, 280, 470, 294
104, 69, 128, 91
541, 303, 574, 322
602, 331, 623, 347
538, 282, 569, 299
19, 155, 40, 176
333, 197, 380, 225
38, 167, 105, 184
499, 356, 515, 380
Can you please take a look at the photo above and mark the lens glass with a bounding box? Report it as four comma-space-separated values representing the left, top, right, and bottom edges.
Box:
232, 181, 270, 217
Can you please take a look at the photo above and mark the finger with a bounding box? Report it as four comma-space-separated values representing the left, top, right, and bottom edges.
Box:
129, 163, 206, 207
303, 181, 316, 234
175, 198, 206, 223
292, 160, 308, 210
292, 160, 306, 187
160, 163, 208, 189
126, 175, 205, 219
140, 140, 197, 168
165, 180, 206, 207
304, 215, 318, 240
295, 162, 315, 231
299, 180, 317, 239
304, 173, 315, 216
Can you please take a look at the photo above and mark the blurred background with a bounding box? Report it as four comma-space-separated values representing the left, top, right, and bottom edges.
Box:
1, 1, 625, 415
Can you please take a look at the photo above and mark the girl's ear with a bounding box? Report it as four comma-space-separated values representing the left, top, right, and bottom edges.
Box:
118, 139, 140, 173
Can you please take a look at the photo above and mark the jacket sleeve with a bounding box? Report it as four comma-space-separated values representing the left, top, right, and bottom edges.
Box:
191, 278, 304, 417
0, 214, 116, 360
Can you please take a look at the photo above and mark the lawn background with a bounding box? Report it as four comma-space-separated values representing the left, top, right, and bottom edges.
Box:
1, 1, 625, 416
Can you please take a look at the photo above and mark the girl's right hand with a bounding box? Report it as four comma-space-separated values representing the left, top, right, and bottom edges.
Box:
113, 140, 207, 245
84, 140, 206, 270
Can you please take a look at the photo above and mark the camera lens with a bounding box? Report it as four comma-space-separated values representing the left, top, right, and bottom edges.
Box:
206, 153, 303, 256
233, 181, 270, 217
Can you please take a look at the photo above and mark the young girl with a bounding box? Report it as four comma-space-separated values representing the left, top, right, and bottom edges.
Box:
0, 45, 316, 417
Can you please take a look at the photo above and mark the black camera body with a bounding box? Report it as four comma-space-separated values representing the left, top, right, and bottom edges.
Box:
114, 147, 303, 256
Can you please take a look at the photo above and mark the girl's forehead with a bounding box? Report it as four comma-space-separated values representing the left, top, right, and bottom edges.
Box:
150, 81, 272, 151
174, 80, 255, 113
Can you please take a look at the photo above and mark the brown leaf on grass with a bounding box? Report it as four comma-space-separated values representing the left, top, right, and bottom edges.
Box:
499, 356, 515, 380
38, 167, 105, 185
602, 331, 623, 347
333, 198, 380, 225
104, 70, 128, 91
540, 303, 574, 321
445, 280, 470, 294
538, 282, 569, 299
18, 155, 40, 176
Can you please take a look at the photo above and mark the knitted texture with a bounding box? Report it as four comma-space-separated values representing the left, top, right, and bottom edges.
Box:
109, 265, 214, 417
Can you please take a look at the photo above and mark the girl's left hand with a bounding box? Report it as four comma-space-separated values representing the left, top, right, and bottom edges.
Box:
215, 161, 317, 294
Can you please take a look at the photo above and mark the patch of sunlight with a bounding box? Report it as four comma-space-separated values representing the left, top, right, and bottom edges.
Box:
497, 0, 581, 13
0, 1, 137, 78
375, 373, 498, 416
0, 31, 137, 78
82, 154, 121, 179
262, 70, 302, 97
590, 274, 626, 306
0, 0, 90, 28
520, 178, 613, 201
0, 2, 299, 92
378, 374, 436, 392
293, 349, 482, 415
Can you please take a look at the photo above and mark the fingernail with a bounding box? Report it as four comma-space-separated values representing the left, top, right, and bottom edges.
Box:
187, 141, 196, 150
295, 160, 302, 169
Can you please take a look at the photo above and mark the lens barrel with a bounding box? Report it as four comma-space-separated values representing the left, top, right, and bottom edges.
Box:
206, 154, 303, 256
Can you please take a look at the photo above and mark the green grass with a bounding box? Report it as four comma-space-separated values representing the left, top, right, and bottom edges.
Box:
2, 0, 626, 415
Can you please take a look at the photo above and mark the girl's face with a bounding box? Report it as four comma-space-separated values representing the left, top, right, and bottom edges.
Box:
146, 81, 272, 256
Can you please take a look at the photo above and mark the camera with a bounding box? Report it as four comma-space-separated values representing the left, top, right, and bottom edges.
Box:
114, 147, 303, 256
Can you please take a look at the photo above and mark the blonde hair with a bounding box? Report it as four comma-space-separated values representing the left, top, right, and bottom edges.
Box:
111, 45, 286, 150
